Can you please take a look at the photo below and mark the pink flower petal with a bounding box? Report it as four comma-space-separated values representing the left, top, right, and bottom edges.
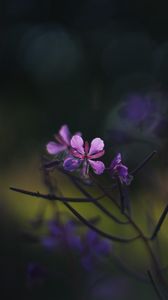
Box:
59, 124, 71, 145
88, 138, 104, 155
70, 148, 83, 159
46, 142, 66, 155
88, 160, 105, 175
63, 157, 81, 171
70, 135, 84, 155
89, 150, 105, 159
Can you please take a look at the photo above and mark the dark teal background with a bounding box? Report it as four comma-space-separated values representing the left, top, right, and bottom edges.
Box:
1, 1, 168, 299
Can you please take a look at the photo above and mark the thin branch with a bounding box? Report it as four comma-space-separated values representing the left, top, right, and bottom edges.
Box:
92, 178, 167, 286
72, 215, 101, 226
69, 176, 129, 225
130, 151, 157, 176
147, 270, 164, 300
116, 176, 125, 214
45, 161, 129, 224
63, 201, 140, 243
10, 187, 103, 203
151, 205, 168, 240
41, 157, 56, 194
43, 159, 60, 169
10, 187, 140, 243
91, 177, 121, 210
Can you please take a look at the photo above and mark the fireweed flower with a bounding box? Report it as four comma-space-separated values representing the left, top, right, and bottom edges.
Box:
109, 153, 133, 185
63, 135, 105, 176
46, 124, 81, 156
41, 220, 82, 252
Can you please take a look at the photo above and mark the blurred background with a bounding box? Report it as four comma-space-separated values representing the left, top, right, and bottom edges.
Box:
1, 0, 168, 299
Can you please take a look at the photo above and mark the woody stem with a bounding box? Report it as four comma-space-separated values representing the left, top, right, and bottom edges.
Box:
91, 178, 167, 293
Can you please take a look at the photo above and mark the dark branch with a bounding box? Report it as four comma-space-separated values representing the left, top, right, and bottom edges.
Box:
43, 159, 60, 169
147, 270, 164, 300
69, 177, 129, 225
10, 187, 103, 203
63, 201, 140, 243
131, 151, 157, 176
116, 176, 125, 214
10, 187, 139, 243
151, 204, 168, 240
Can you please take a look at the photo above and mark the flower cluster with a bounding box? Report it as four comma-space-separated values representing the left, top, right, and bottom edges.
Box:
41, 220, 82, 253
41, 218, 111, 272
46, 124, 132, 185
11, 121, 161, 300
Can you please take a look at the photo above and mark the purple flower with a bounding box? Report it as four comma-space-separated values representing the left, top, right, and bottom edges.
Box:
109, 153, 133, 185
42, 220, 82, 253
119, 95, 158, 125
85, 230, 111, 256
63, 135, 105, 175
81, 230, 111, 271
46, 124, 81, 156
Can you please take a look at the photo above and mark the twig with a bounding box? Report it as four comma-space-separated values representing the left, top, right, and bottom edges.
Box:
92, 179, 167, 288
151, 205, 168, 240
10, 186, 140, 243
10, 187, 104, 203
63, 201, 140, 243
116, 176, 125, 214
68, 177, 129, 225
130, 151, 157, 176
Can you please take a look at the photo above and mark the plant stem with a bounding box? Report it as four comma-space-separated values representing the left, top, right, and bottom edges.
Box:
10, 187, 103, 202
93, 179, 167, 291
63, 201, 140, 243
130, 151, 157, 176
151, 205, 168, 240
68, 176, 129, 225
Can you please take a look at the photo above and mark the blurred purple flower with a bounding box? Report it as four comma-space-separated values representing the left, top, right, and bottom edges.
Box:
42, 220, 82, 253
63, 135, 105, 175
46, 124, 81, 156
85, 230, 111, 255
27, 263, 47, 287
42, 219, 111, 272
81, 230, 111, 271
118, 95, 158, 125
109, 153, 133, 185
